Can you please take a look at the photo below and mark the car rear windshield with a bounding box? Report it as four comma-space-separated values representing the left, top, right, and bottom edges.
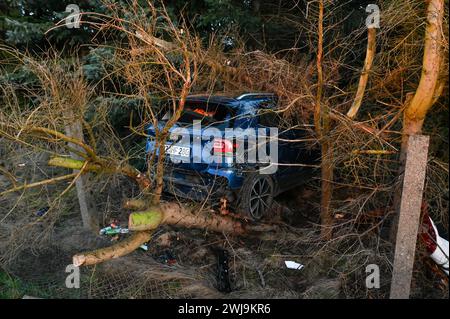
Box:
160, 101, 234, 128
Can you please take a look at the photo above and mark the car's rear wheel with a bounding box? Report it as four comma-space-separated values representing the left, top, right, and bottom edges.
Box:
238, 174, 274, 221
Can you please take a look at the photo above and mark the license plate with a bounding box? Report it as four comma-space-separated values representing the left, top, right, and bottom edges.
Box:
165, 144, 190, 157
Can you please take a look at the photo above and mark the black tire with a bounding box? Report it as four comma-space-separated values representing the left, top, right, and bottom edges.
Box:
237, 173, 274, 221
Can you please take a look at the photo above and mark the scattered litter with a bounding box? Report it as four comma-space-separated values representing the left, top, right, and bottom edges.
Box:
18, 163, 26, 167
285, 260, 304, 270
139, 243, 149, 251
421, 214, 449, 276
99, 220, 129, 239
156, 250, 177, 265
36, 207, 49, 217
99, 226, 129, 235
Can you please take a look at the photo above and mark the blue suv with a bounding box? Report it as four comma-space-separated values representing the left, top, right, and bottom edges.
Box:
146, 93, 319, 220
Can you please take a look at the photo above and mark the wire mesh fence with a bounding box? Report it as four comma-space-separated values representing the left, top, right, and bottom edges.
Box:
5, 243, 205, 299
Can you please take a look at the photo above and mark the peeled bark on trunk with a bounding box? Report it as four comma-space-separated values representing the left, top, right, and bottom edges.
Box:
402, 0, 444, 147
73, 231, 152, 267
128, 208, 163, 231
347, 27, 376, 119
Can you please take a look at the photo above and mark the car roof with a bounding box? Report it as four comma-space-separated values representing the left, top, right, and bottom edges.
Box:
185, 93, 277, 109
186, 95, 239, 107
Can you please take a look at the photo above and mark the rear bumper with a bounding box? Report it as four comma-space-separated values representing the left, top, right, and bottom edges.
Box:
163, 167, 243, 202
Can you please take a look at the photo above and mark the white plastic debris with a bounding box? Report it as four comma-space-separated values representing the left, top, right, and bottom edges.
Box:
429, 218, 449, 276
285, 260, 304, 270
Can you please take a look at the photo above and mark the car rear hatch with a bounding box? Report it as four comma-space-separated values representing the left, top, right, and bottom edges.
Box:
146, 99, 237, 171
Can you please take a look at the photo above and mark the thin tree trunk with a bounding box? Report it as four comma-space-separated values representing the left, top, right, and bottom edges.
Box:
320, 139, 334, 240
390, 0, 444, 241
65, 117, 99, 232
152, 139, 167, 204
152, 81, 190, 204
402, 0, 444, 150
315, 1, 334, 240
347, 27, 376, 119
314, 0, 324, 139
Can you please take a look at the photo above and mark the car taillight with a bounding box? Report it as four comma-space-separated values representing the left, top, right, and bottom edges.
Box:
213, 138, 237, 156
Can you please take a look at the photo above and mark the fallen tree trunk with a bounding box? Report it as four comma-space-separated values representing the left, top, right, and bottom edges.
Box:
49, 157, 247, 267
73, 203, 246, 267
128, 203, 245, 234
160, 202, 245, 234
128, 207, 164, 231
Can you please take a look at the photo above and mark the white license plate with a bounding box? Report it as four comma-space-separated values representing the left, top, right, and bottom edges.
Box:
165, 144, 190, 157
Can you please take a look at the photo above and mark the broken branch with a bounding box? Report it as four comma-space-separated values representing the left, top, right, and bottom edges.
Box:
0, 172, 78, 196
347, 27, 376, 119
27, 127, 98, 160
73, 231, 152, 267
48, 157, 104, 172
48, 156, 152, 191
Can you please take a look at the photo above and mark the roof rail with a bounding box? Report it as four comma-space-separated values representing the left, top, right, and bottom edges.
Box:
235, 93, 277, 100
